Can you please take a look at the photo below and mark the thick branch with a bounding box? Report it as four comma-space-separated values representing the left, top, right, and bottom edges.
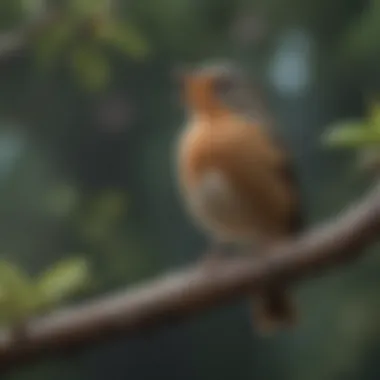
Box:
1, 184, 380, 370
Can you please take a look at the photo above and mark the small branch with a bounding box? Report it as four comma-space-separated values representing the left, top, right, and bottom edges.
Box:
1, 183, 380, 370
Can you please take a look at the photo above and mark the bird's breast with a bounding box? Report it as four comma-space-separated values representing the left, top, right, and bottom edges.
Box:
179, 166, 261, 242
187, 168, 236, 220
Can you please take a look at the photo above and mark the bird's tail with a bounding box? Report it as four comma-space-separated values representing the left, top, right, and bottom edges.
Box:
250, 288, 297, 335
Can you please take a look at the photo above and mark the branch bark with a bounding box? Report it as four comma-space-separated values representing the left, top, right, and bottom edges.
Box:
1, 183, 380, 371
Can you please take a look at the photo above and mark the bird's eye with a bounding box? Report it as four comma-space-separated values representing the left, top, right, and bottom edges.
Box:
213, 76, 234, 95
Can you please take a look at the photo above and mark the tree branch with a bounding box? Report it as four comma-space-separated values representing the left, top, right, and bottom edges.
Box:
1, 183, 380, 371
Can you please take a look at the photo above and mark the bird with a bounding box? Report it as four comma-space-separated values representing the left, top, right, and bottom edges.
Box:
174, 61, 303, 334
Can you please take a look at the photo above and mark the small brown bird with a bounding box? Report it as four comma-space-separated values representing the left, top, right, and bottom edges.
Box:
175, 62, 303, 334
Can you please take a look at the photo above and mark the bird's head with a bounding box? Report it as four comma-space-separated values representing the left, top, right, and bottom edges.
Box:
173, 61, 265, 118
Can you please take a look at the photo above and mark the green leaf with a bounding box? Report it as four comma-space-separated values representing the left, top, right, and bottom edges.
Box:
100, 20, 150, 59
70, 43, 110, 91
37, 258, 90, 305
368, 100, 380, 131
0, 261, 40, 325
323, 120, 380, 148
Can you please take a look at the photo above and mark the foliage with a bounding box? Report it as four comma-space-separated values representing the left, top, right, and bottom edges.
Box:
0, 257, 90, 327
324, 101, 380, 148
25, 0, 150, 91
323, 101, 380, 172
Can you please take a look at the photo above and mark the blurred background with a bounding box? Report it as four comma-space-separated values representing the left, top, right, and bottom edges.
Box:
0, 0, 380, 379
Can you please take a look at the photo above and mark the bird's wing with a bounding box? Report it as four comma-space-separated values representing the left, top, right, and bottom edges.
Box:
216, 119, 303, 237
227, 81, 305, 235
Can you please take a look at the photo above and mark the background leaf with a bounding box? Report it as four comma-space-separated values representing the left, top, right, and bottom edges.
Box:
70, 44, 110, 91
323, 120, 380, 147
0, 261, 39, 325
36, 257, 90, 305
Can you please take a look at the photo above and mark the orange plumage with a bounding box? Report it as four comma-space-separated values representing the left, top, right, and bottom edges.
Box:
175, 62, 302, 333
